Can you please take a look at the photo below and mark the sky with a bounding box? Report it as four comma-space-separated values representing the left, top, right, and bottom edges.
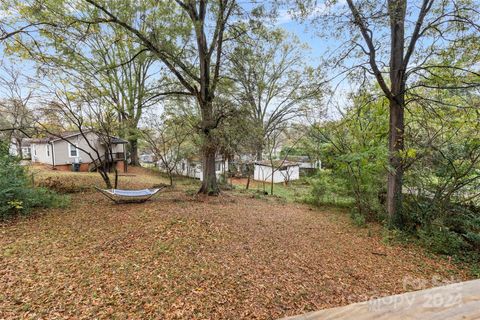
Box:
0, 1, 353, 119
279, 21, 351, 118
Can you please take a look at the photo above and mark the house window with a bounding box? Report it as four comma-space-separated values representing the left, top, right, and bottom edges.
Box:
69, 144, 78, 157
46, 144, 50, 157
215, 161, 221, 172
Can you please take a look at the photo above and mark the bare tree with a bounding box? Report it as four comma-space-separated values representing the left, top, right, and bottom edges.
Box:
230, 27, 323, 160
263, 123, 302, 195
35, 77, 124, 189
0, 64, 35, 157
143, 113, 192, 186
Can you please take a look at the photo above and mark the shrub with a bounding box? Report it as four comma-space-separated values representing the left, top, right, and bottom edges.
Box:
305, 169, 354, 208
401, 196, 480, 264
418, 227, 467, 256
0, 143, 68, 219
350, 208, 367, 227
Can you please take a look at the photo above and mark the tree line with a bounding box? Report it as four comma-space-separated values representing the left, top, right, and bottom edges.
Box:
1, 0, 479, 231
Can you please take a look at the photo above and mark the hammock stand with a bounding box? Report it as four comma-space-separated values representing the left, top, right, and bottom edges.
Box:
95, 186, 165, 204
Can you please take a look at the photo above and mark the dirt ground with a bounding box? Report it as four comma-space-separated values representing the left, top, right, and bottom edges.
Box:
0, 168, 470, 319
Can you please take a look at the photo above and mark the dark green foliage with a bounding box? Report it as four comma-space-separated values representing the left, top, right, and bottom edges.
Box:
306, 88, 480, 265
305, 92, 389, 222
304, 169, 353, 208
405, 199, 480, 259
0, 143, 68, 219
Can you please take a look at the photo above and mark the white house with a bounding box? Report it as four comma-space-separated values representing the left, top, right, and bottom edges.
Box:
9, 138, 31, 159
254, 160, 300, 183
287, 156, 321, 175
30, 131, 128, 172
158, 156, 228, 181
140, 153, 156, 163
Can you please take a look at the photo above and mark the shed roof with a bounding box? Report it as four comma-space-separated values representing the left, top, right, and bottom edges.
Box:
254, 160, 299, 168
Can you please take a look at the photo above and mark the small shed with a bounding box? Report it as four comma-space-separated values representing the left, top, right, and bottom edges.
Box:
254, 160, 300, 183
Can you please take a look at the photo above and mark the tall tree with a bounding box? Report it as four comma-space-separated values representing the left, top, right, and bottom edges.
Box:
0, 64, 35, 156
3, 8, 161, 166
4, 0, 245, 194
86, 30, 160, 166
230, 27, 323, 160
79, 0, 239, 195
297, 0, 480, 227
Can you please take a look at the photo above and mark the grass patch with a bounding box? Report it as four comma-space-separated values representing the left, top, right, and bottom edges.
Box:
232, 178, 311, 203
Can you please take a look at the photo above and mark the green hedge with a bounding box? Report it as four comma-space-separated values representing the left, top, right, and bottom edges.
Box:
0, 143, 68, 219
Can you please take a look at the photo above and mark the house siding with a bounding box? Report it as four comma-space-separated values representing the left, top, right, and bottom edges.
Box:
254, 164, 300, 183
158, 158, 228, 181
31, 132, 125, 167
52, 132, 109, 165
32, 143, 52, 165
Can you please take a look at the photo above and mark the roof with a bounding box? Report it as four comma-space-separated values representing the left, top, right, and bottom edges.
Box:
30, 137, 51, 144
255, 160, 299, 168
111, 137, 128, 144
21, 138, 32, 147
286, 155, 311, 162
49, 130, 92, 142
30, 131, 88, 144
30, 131, 127, 144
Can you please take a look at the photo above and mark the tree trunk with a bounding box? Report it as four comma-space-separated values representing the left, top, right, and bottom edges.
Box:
386, 98, 405, 227
113, 168, 118, 189
168, 171, 173, 186
196, 76, 219, 195
198, 141, 219, 195
16, 137, 23, 159
386, 0, 406, 228
129, 138, 140, 166
256, 147, 263, 161
270, 173, 274, 195
100, 171, 112, 189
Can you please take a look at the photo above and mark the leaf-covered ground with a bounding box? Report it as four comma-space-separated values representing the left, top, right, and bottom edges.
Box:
0, 168, 470, 319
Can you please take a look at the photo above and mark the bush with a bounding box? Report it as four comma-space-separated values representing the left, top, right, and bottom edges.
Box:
0, 143, 68, 219
418, 228, 467, 256
403, 198, 480, 261
305, 169, 354, 208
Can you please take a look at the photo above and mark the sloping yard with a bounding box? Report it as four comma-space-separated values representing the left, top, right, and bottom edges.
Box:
0, 168, 471, 319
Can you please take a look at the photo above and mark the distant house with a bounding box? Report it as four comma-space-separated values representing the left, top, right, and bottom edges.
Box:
254, 160, 300, 183
30, 131, 128, 172
158, 156, 228, 181
140, 153, 156, 163
9, 138, 32, 160
286, 156, 321, 176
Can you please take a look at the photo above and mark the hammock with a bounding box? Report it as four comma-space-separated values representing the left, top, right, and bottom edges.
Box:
95, 186, 165, 203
